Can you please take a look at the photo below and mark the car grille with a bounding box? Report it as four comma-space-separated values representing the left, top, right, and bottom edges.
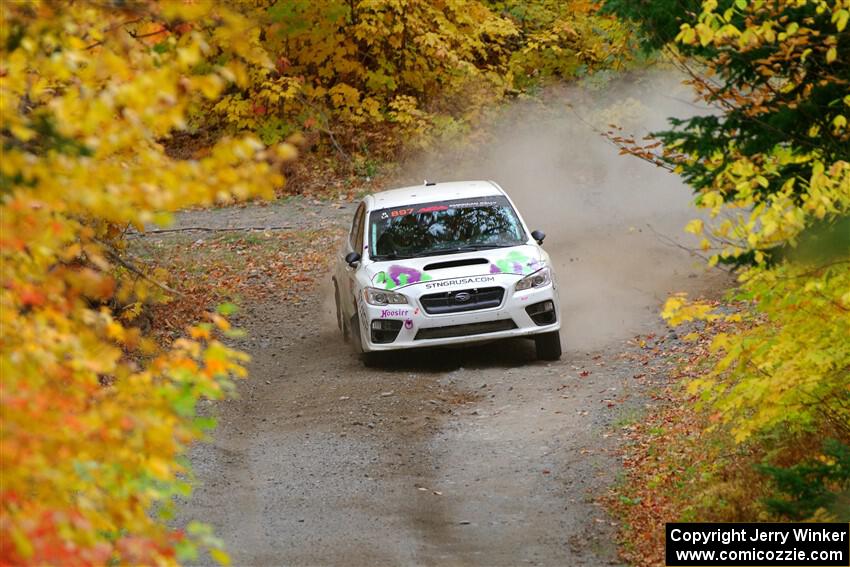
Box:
414, 319, 517, 340
419, 286, 505, 315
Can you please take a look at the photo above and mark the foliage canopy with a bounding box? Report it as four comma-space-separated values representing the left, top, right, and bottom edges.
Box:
0, 2, 292, 563
201, 0, 634, 153
1, 0, 634, 563
608, 0, 850, 522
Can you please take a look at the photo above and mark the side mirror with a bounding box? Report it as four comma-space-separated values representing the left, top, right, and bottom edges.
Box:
531, 230, 546, 245
345, 252, 362, 267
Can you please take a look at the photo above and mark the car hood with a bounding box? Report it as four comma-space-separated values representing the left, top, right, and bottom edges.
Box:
365, 245, 545, 290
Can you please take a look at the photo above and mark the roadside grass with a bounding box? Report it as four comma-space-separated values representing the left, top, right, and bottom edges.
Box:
613, 406, 644, 430
130, 227, 344, 341
605, 308, 771, 566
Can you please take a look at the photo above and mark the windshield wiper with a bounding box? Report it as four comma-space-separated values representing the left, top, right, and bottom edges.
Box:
417, 245, 500, 257
374, 244, 518, 260
373, 253, 404, 261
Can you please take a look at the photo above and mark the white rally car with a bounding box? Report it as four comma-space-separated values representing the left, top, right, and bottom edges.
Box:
332, 180, 561, 365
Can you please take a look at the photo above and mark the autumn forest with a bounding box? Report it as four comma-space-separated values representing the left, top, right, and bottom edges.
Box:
1, 0, 848, 565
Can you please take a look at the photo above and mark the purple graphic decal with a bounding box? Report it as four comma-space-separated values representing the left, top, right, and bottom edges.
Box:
490, 251, 541, 275
376, 265, 433, 289
380, 308, 409, 318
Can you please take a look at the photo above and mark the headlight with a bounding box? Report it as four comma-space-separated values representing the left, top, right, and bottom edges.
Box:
515, 267, 551, 292
364, 287, 409, 306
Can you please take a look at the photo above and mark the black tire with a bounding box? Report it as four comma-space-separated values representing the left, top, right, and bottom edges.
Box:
333, 280, 349, 343
360, 351, 384, 368
350, 314, 364, 353
535, 330, 562, 361
350, 313, 382, 367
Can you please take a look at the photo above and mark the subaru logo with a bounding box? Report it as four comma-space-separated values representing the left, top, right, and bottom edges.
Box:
454, 292, 471, 303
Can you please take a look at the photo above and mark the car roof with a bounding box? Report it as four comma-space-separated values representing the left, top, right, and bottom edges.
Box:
367, 180, 505, 210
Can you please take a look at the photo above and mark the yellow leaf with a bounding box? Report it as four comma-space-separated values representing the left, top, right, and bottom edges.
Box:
210, 548, 231, 566
826, 46, 837, 63
190, 326, 212, 340
685, 218, 704, 235
148, 458, 171, 480
10, 124, 35, 141
677, 26, 697, 44
834, 9, 849, 32
696, 23, 715, 46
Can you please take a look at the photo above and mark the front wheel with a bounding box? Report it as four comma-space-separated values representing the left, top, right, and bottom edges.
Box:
333, 280, 349, 343
351, 312, 383, 367
360, 351, 384, 368
535, 330, 562, 361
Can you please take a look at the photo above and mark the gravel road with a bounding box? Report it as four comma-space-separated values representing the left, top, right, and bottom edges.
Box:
176, 72, 729, 566
182, 288, 676, 566
176, 207, 724, 566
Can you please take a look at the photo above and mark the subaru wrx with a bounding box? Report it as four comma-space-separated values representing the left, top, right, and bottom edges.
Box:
332, 180, 561, 365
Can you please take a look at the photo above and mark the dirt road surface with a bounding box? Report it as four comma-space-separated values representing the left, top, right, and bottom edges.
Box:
176, 73, 729, 566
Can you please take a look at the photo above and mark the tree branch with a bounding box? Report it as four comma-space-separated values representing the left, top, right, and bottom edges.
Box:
129, 225, 293, 237
98, 241, 185, 297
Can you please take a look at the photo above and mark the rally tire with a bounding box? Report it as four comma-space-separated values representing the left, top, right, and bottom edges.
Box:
360, 351, 384, 368
350, 312, 384, 367
333, 280, 349, 343
350, 314, 364, 354
535, 330, 562, 361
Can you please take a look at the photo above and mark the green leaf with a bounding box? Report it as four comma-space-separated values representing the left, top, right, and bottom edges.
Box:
217, 302, 238, 316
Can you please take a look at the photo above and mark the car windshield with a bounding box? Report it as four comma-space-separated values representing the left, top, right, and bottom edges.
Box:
368, 196, 526, 260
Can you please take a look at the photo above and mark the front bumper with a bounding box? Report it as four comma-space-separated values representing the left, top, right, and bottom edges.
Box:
358, 275, 560, 352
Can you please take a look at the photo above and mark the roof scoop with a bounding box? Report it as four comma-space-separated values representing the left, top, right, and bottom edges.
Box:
423, 179, 437, 186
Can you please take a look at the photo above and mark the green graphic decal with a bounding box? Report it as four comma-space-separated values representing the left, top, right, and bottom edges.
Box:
375, 265, 433, 289
490, 251, 541, 275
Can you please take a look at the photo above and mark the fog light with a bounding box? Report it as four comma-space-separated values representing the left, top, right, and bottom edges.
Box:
370, 319, 403, 343
526, 300, 556, 326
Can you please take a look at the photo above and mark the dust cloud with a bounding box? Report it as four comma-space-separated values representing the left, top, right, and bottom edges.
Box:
393, 69, 729, 350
